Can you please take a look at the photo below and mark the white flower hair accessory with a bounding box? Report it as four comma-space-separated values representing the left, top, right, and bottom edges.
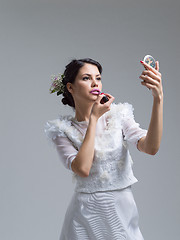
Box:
49, 73, 65, 96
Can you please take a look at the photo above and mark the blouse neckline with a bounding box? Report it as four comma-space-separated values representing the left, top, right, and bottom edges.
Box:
71, 117, 89, 125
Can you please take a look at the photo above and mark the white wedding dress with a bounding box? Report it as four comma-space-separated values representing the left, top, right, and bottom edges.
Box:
44, 102, 147, 240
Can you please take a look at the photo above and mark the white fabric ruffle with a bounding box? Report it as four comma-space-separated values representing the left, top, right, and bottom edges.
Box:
44, 102, 147, 172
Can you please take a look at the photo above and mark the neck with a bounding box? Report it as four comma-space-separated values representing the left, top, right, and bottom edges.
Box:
74, 102, 93, 122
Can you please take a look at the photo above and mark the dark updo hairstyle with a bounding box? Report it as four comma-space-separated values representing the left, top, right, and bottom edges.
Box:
61, 58, 103, 108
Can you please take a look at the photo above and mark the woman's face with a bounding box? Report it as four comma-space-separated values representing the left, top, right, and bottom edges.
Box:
67, 63, 102, 105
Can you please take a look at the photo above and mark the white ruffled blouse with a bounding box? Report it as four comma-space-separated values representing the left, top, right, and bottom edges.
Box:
44, 102, 147, 193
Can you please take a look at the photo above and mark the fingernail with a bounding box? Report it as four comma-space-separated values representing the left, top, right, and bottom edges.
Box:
140, 61, 143, 64
100, 92, 104, 95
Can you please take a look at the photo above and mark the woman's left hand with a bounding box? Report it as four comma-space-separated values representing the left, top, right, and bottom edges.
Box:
139, 60, 163, 100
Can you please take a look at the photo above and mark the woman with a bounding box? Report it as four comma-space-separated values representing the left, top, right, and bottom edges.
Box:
44, 58, 163, 239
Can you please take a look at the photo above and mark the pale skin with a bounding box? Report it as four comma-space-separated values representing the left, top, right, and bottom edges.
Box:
138, 60, 163, 155
66, 61, 163, 177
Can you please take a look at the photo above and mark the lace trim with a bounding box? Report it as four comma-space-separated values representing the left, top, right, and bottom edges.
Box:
44, 102, 141, 192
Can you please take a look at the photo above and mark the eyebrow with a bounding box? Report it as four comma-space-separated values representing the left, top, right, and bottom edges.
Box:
82, 73, 101, 76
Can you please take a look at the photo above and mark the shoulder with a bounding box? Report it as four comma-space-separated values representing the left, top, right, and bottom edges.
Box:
44, 115, 73, 140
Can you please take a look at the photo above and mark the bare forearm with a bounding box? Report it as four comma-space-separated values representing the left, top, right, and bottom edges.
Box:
139, 96, 163, 154
71, 94, 115, 176
138, 59, 164, 155
72, 115, 97, 176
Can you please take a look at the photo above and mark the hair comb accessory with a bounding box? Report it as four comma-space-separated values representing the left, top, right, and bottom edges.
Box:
49, 73, 65, 95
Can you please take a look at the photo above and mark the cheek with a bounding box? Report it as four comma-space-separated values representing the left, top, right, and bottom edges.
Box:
79, 84, 87, 91
79, 82, 90, 91
75, 84, 88, 95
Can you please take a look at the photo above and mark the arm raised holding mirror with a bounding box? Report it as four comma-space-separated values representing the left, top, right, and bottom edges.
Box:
138, 56, 163, 155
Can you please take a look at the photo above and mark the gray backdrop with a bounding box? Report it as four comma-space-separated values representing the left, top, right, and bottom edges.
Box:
1, 0, 180, 239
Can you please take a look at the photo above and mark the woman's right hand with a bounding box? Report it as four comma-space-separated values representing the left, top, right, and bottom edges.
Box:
90, 93, 115, 121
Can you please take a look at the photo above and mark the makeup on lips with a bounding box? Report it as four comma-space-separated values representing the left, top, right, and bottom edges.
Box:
90, 89, 109, 104
90, 89, 101, 95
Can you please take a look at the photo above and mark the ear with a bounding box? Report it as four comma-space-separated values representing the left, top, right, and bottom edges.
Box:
66, 82, 73, 94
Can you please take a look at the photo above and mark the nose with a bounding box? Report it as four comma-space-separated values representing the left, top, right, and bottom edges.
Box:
92, 78, 98, 87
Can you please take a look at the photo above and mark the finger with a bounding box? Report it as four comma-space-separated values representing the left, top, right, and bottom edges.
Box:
108, 96, 115, 103
103, 93, 115, 100
102, 94, 115, 105
140, 60, 158, 75
139, 72, 160, 83
102, 93, 114, 99
140, 70, 160, 82
141, 81, 151, 90
139, 75, 159, 86
100, 92, 114, 102
97, 93, 105, 102
155, 61, 159, 72
141, 81, 156, 90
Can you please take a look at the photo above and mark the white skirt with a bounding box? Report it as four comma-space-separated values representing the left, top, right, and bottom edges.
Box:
59, 186, 144, 240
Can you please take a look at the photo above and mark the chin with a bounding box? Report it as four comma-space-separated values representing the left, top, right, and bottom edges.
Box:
91, 95, 99, 99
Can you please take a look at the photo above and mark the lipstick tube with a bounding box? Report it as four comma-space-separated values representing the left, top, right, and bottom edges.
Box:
100, 92, 109, 104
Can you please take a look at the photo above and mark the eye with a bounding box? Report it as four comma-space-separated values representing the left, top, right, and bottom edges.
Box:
82, 76, 102, 81
83, 76, 89, 80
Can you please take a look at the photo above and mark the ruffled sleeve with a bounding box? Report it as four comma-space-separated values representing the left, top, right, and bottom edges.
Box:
114, 102, 148, 149
44, 118, 77, 171
44, 119, 67, 141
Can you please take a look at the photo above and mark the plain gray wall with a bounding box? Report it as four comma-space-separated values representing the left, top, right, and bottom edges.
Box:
1, 0, 180, 239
